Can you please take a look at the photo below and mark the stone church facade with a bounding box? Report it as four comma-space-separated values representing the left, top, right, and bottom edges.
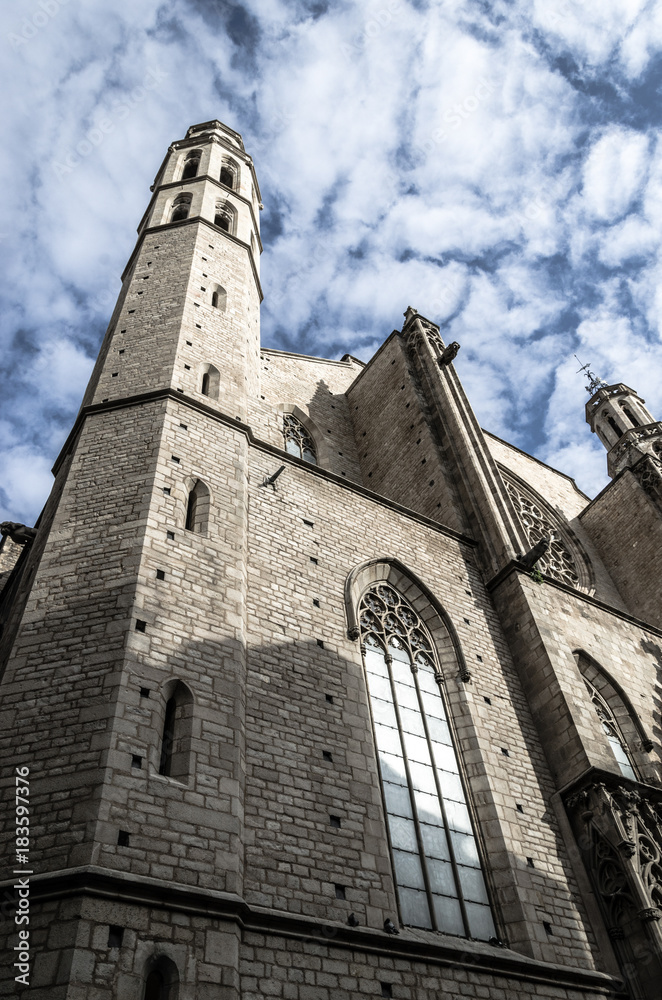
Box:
1, 120, 661, 1000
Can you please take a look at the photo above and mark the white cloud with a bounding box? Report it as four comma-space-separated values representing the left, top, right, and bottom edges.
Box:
1, 0, 662, 526
582, 128, 650, 223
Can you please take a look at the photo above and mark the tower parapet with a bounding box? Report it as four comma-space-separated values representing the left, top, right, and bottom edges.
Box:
585, 382, 662, 478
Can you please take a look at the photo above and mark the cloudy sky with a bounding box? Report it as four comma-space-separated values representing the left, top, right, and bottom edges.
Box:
2, 0, 662, 525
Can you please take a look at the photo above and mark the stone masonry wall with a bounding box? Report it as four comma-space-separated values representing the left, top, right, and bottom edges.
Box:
346, 336, 469, 534
580, 470, 662, 630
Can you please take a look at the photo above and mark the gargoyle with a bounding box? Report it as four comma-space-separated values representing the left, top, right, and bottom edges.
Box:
518, 535, 550, 570
438, 341, 460, 366
0, 522, 37, 547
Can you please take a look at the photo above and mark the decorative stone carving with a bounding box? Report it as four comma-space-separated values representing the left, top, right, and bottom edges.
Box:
504, 480, 582, 589
0, 522, 37, 546
632, 454, 662, 511
437, 342, 460, 366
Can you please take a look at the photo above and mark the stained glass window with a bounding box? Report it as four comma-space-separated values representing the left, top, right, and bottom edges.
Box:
584, 678, 636, 781
359, 584, 496, 940
283, 415, 317, 464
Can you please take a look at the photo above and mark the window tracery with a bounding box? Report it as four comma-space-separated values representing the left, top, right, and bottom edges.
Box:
359, 584, 496, 940
283, 415, 317, 464
584, 677, 636, 781
504, 480, 580, 588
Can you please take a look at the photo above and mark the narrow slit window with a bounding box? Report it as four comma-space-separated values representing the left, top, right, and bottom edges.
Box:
185, 479, 210, 534
359, 583, 496, 941
283, 414, 317, 465
211, 284, 227, 311
158, 682, 193, 780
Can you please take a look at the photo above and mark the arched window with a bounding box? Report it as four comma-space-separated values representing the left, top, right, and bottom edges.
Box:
283, 414, 317, 464
214, 200, 236, 234
169, 194, 192, 224
181, 148, 202, 180
359, 584, 496, 940
158, 682, 193, 780
185, 478, 210, 533
604, 411, 623, 439
584, 677, 636, 780
220, 159, 238, 190
199, 364, 220, 401
143, 955, 179, 1000
620, 404, 640, 428
211, 284, 227, 311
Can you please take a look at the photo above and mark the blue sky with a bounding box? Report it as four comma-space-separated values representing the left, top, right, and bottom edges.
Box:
2, 0, 662, 524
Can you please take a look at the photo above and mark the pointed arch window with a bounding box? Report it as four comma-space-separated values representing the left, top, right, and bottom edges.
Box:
170, 194, 192, 224
158, 682, 193, 780
220, 159, 238, 190
359, 584, 496, 940
214, 200, 236, 234
143, 955, 179, 1000
200, 363, 220, 400
283, 414, 317, 464
620, 403, 640, 428
185, 478, 210, 533
584, 677, 636, 781
181, 148, 202, 180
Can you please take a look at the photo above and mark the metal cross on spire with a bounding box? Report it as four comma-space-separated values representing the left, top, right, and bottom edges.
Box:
574, 356, 608, 395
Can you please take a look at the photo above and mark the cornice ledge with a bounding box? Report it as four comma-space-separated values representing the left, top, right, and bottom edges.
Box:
1, 866, 618, 993
51, 390, 477, 548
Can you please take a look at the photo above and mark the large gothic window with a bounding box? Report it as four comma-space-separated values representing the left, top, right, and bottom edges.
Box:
283, 415, 317, 464
584, 677, 636, 781
359, 584, 496, 940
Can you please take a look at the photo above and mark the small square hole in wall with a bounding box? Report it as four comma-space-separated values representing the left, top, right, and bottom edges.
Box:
156, 570, 165, 581
180, 423, 188, 429
317, 639, 325, 648
128, 310, 135, 314
325, 694, 334, 704
516, 803, 524, 813
135, 620, 147, 633
117, 830, 130, 847
310, 557, 318, 564
428, 480, 434, 486
167, 531, 175, 540
140, 687, 150, 698
334, 884, 346, 899
163, 487, 171, 495
476, 655, 483, 662
484, 696, 491, 704
465, 590, 472, 596
501, 747, 509, 756
201, 255, 207, 261
119, 349, 125, 355
131, 754, 142, 769
543, 921, 553, 935
381, 985, 393, 999
323, 751, 333, 762
303, 519, 314, 527
463, 618, 470, 625
186, 340, 193, 346
329, 815, 341, 828
120, 329, 126, 333
108, 926, 124, 948
313, 599, 320, 607
527, 857, 535, 867
184, 365, 191, 370
112, 372, 118, 377
171, 456, 180, 463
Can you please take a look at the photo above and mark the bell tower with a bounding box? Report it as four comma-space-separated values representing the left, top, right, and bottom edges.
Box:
83, 119, 263, 419
583, 367, 662, 478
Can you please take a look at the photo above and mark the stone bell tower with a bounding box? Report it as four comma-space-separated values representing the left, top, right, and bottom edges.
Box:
584, 374, 662, 479
82, 118, 263, 418
0, 121, 264, 999
580, 364, 662, 628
